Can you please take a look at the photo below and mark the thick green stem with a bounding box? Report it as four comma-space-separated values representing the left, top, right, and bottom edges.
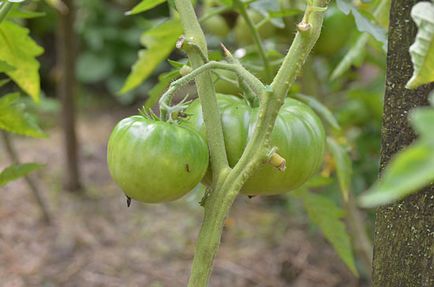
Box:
175, 0, 229, 178
175, 1, 329, 286
0, 1, 15, 24
233, 0, 272, 82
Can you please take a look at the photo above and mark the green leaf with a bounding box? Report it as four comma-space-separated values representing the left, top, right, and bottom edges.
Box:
145, 69, 179, 109
0, 93, 46, 138
330, 33, 368, 80
120, 19, 183, 94
359, 142, 434, 208
336, 0, 387, 49
43, 0, 67, 13
0, 20, 43, 101
126, 0, 166, 15
0, 78, 10, 87
0, 59, 14, 72
327, 137, 352, 202
294, 94, 341, 131
406, 1, 434, 89
0, 163, 44, 187
410, 107, 434, 140
293, 189, 358, 276
76, 52, 114, 83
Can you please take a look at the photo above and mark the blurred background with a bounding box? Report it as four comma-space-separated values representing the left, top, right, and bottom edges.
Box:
0, 0, 388, 286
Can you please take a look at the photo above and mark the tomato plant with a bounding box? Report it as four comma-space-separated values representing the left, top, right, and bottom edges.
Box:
107, 115, 209, 203
184, 94, 326, 195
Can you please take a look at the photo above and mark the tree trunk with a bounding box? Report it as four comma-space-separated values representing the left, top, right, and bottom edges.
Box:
372, 0, 434, 286
57, 0, 81, 191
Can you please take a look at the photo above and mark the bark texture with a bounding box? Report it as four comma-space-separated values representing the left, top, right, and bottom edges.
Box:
57, 0, 81, 191
372, 0, 434, 286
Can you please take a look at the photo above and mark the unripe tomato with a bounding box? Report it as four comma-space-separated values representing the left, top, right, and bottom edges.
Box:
234, 10, 276, 45
107, 116, 209, 203
314, 7, 354, 56
202, 15, 230, 38
184, 94, 326, 195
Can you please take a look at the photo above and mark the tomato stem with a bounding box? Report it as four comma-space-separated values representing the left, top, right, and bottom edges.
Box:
173, 0, 330, 285
233, 0, 272, 82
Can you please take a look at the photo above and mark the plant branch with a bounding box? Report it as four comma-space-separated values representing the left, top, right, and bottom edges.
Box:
0, 1, 15, 24
176, 0, 330, 286
233, 0, 272, 82
159, 60, 265, 120
175, 0, 230, 178
1, 132, 52, 224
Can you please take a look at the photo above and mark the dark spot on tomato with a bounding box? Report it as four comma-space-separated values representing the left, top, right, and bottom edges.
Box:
185, 164, 190, 173
126, 195, 132, 207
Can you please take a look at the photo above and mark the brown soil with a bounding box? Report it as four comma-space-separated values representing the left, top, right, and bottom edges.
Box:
0, 105, 359, 287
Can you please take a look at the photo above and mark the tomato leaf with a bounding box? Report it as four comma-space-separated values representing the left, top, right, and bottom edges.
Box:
406, 1, 434, 89
0, 93, 46, 138
330, 33, 368, 80
410, 107, 434, 140
250, 0, 285, 28
0, 78, 10, 87
120, 19, 183, 94
126, 0, 166, 15
294, 94, 341, 131
327, 137, 352, 202
0, 163, 44, 187
0, 21, 43, 101
336, 0, 387, 50
293, 189, 358, 276
0, 59, 14, 72
359, 142, 434, 208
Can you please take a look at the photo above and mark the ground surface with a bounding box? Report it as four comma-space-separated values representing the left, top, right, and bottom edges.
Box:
0, 103, 360, 287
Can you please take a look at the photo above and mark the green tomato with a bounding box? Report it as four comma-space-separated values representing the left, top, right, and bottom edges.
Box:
184, 94, 326, 195
107, 115, 209, 203
202, 15, 230, 38
314, 7, 354, 56
234, 10, 276, 45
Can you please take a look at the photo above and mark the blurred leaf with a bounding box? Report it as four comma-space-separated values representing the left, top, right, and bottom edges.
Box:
120, 19, 183, 94
294, 94, 341, 131
293, 189, 358, 276
0, 21, 43, 101
0, 163, 44, 187
0, 59, 14, 72
406, 1, 434, 89
250, 0, 285, 28
0, 78, 10, 87
336, 0, 387, 50
0, 93, 46, 138
44, 0, 67, 13
410, 107, 434, 140
330, 32, 368, 80
327, 137, 352, 202
126, 0, 166, 15
76, 52, 114, 83
8, 8, 46, 19
360, 142, 434, 208
145, 69, 179, 109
